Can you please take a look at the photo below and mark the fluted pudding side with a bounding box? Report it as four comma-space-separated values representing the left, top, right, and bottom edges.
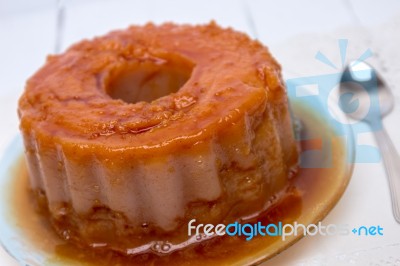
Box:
18, 22, 298, 252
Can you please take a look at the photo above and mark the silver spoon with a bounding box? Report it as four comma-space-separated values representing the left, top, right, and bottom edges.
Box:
340, 60, 400, 223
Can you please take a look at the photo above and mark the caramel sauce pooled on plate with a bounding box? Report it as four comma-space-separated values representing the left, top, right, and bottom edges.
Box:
8, 103, 351, 266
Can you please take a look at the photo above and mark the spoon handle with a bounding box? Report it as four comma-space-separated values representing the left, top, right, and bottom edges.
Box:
374, 128, 400, 223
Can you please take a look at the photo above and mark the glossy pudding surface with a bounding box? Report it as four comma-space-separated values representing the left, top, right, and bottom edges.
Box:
18, 22, 299, 254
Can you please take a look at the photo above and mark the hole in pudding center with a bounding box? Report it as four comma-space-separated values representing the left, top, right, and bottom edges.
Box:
106, 57, 193, 103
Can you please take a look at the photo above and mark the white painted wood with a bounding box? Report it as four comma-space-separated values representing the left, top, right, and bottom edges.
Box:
61, 0, 251, 51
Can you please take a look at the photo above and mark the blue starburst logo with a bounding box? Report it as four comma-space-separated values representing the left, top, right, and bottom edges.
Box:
286, 39, 381, 166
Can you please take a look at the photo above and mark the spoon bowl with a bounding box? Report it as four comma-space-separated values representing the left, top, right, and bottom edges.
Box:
340, 61, 393, 121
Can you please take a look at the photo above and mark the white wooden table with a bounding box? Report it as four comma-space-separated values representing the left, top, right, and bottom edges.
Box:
1, 0, 399, 265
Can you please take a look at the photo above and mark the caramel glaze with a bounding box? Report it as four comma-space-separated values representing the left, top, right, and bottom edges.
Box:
10, 104, 350, 266
18, 22, 293, 155
18, 22, 299, 253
